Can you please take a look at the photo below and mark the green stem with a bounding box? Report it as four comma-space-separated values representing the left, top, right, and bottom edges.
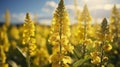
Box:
115, 17, 119, 43
27, 43, 31, 67
100, 42, 104, 67
83, 21, 87, 58
59, 21, 62, 66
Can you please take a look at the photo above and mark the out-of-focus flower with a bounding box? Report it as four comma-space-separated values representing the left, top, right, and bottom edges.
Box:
50, 52, 72, 67
84, 39, 92, 46
22, 13, 36, 57
10, 26, 19, 40
103, 44, 112, 51
91, 56, 101, 64
90, 51, 99, 58
5, 10, 10, 28
0, 46, 6, 63
93, 41, 101, 48
103, 56, 108, 62
114, 50, 118, 54
90, 51, 101, 64
0, 29, 10, 52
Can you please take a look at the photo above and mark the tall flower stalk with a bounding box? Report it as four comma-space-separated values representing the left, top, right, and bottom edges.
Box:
5, 10, 10, 28
91, 18, 113, 67
110, 5, 120, 44
0, 9, 11, 67
22, 13, 36, 67
78, 4, 92, 57
0, 27, 9, 67
49, 0, 74, 67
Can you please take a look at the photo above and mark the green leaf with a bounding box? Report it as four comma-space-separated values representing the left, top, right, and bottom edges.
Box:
72, 55, 90, 67
7, 46, 27, 67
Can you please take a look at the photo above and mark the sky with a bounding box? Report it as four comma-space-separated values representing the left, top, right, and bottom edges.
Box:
0, 0, 120, 25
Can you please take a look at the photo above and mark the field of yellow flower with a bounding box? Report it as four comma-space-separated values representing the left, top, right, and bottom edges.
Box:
0, 0, 120, 67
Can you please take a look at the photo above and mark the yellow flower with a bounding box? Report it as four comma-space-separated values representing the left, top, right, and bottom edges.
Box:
22, 37, 30, 45
52, 63, 61, 67
101, 65, 105, 67
11, 40, 17, 48
2, 64, 8, 67
48, 33, 60, 46
62, 56, 72, 64
33, 56, 39, 66
84, 39, 92, 45
91, 56, 101, 64
114, 50, 118, 54
103, 56, 108, 62
64, 44, 74, 53
50, 53, 72, 67
51, 53, 62, 64
103, 44, 112, 51
61, 35, 68, 45
22, 13, 35, 45
93, 41, 101, 48
29, 44, 37, 56
10, 26, 19, 40
29, 38, 36, 44
90, 51, 99, 58
37, 48, 49, 64
3, 43, 10, 52
90, 51, 101, 64
0, 46, 6, 63
0, 30, 10, 52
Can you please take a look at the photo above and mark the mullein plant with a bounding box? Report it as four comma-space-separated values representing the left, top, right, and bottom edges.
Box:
0, 27, 10, 67
0, 10, 11, 67
109, 5, 120, 66
0, 46, 8, 67
22, 13, 36, 67
91, 18, 113, 67
48, 0, 74, 67
110, 5, 120, 44
76, 4, 92, 58
4, 10, 10, 31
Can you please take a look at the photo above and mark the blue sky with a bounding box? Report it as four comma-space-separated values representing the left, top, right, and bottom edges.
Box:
0, 0, 120, 24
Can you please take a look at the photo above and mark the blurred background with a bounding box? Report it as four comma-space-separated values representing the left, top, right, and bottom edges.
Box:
0, 0, 120, 25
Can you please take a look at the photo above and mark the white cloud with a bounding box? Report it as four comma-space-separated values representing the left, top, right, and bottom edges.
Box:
39, 19, 51, 25
42, 1, 81, 13
11, 13, 25, 23
41, 0, 120, 25
80, 0, 120, 11
66, 5, 81, 11
46, 1, 57, 8
92, 18, 103, 24
2, 13, 38, 24
1, 13, 25, 23
82, 0, 109, 4
42, 1, 57, 12
90, 4, 120, 11
66, 5, 74, 10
